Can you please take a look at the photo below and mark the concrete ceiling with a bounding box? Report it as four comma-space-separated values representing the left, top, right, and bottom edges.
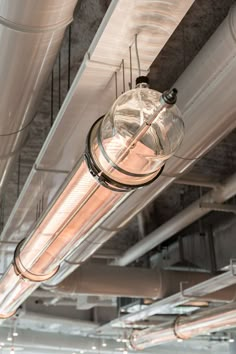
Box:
0, 0, 236, 353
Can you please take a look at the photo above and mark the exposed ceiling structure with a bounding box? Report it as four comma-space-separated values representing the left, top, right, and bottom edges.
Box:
0, 0, 236, 354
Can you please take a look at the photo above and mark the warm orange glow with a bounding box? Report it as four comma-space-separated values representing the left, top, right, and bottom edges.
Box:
18, 160, 124, 276
0, 136, 162, 317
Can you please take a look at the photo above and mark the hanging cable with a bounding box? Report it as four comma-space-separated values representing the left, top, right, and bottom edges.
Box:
50, 68, 54, 127
122, 59, 126, 93
17, 154, 21, 198
58, 51, 61, 109
68, 24, 72, 91
0, 196, 4, 233
182, 21, 187, 71
0, 117, 35, 137
115, 71, 118, 99
135, 33, 141, 76
129, 46, 133, 89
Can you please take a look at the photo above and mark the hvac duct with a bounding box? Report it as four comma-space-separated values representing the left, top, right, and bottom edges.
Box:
130, 302, 236, 350
51, 264, 211, 298
113, 172, 236, 266
45, 2, 236, 285
0, 83, 183, 318
95, 173, 236, 332
0, 0, 78, 194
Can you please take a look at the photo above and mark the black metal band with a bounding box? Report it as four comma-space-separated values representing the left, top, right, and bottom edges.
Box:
173, 316, 188, 340
85, 116, 165, 192
13, 239, 60, 282
97, 119, 153, 178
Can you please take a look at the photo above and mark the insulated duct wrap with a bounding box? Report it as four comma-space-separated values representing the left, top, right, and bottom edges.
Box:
0, 0, 78, 194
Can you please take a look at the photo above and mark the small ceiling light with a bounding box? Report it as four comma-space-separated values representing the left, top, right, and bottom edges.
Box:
229, 338, 235, 343
12, 332, 18, 337
0, 342, 4, 346
177, 339, 183, 343
7, 336, 12, 341
116, 338, 121, 343
102, 342, 107, 347
92, 346, 96, 350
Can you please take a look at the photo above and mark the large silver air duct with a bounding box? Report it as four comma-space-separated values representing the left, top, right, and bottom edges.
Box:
0, 0, 78, 194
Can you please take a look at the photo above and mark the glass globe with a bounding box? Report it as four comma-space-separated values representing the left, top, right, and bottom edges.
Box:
90, 82, 184, 187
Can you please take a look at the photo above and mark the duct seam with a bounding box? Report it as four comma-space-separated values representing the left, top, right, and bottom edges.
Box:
0, 15, 74, 33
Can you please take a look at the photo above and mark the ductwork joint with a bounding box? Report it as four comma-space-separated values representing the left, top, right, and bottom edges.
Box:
0, 15, 74, 34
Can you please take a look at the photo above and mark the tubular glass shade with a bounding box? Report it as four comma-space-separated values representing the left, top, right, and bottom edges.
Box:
0, 84, 184, 317
0, 266, 38, 317
92, 83, 184, 186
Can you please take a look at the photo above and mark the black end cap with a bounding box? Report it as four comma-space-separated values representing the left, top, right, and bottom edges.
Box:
162, 88, 178, 105
136, 76, 149, 85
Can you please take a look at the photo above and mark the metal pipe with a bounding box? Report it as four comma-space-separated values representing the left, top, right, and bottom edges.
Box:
174, 173, 220, 189
130, 302, 236, 349
0, 0, 78, 195
103, 266, 236, 330
45, 264, 212, 299
113, 173, 236, 266
200, 202, 236, 214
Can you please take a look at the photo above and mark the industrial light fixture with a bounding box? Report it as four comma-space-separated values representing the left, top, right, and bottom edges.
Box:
0, 77, 184, 318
